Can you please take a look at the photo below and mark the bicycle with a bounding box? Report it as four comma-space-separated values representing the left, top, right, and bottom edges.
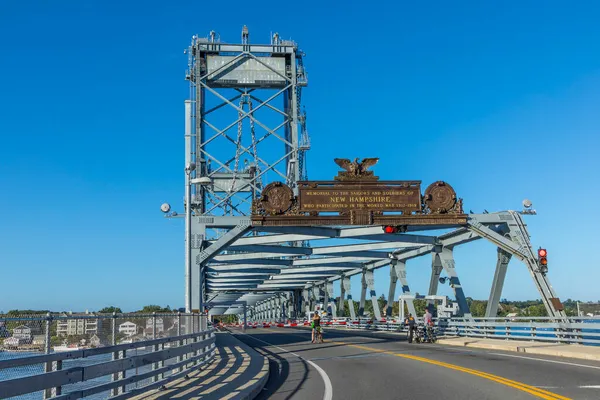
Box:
313, 326, 323, 343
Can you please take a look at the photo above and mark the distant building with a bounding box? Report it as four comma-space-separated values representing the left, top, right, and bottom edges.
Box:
3, 337, 26, 347
13, 325, 32, 342
89, 334, 103, 347
32, 335, 46, 346
145, 318, 164, 336
56, 312, 102, 336
118, 321, 138, 337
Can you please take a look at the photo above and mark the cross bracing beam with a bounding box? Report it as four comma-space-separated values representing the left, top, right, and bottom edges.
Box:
208, 226, 439, 247
212, 255, 390, 267
207, 269, 281, 275
200, 212, 565, 320
207, 277, 270, 282
214, 242, 417, 261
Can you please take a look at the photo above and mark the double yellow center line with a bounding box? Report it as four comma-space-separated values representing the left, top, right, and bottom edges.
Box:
330, 341, 570, 400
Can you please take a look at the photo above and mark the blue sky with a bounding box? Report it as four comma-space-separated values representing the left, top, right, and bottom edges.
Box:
1, 1, 599, 312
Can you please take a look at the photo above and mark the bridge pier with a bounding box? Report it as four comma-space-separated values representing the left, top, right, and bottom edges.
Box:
359, 271, 367, 316
435, 246, 472, 317
343, 276, 356, 320
338, 276, 346, 315
365, 270, 382, 321
392, 260, 417, 319
486, 247, 512, 317
386, 263, 398, 317
303, 289, 311, 317
311, 286, 323, 312
326, 281, 337, 318
428, 251, 444, 307
322, 284, 329, 317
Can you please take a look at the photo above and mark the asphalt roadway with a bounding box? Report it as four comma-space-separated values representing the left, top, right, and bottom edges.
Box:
230, 326, 600, 400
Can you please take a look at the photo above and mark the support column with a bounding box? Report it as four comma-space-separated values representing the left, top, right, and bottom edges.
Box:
322, 284, 329, 316
276, 297, 282, 322
365, 270, 382, 321
303, 289, 311, 317
191, 223, 206, 317
386, 264, 398, 318
326, 282, 337, 318
486, 248, 512, 317
428, 251, 443, 303
311, 287, 322, 311
358, 272, 367, 316
338, 277, 346, 313
393, 260, 417, 318
343, 277, 356, 320
437, 247, 471, 317
271, 299, 276, 322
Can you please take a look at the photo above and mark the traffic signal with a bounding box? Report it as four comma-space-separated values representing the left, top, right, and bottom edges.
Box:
383, 225, 398, 234
538, 248, 548, 273
382, 225, 408, 234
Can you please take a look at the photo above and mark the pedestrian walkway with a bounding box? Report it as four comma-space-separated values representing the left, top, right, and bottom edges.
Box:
130, 332, 269, 400
436, 337, 600, 361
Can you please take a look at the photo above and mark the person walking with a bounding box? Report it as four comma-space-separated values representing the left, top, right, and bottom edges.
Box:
423, 308, 434, 342
405, 313, 416, 343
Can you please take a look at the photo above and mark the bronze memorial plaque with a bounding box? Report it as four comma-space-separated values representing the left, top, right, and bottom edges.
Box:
299, 184, 421, 213
251, 157, 467, 227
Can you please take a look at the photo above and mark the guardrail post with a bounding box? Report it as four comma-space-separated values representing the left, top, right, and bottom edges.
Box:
43, 312, 61, 399
111, 312, 126, 396
152, 312, 158, 382
177, 312, 183, 373
197, 311, 204, 364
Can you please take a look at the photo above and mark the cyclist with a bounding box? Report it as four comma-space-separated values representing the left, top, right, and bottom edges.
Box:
311, 310, 322, 343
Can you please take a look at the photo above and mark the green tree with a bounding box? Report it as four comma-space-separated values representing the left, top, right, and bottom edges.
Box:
99, 306, 122, 314
138, 305, 171, 313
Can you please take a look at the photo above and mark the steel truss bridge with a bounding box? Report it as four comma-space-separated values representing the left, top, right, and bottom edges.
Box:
2, 27, 596, 400
167, 27, 566, 323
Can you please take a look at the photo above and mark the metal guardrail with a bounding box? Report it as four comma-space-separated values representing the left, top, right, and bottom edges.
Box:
298, 316, 600, 346
0, 313, 216, 399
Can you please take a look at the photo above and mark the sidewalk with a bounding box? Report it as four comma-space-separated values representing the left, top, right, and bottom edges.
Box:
130, 331, 269, 400
436, 337, 600, 361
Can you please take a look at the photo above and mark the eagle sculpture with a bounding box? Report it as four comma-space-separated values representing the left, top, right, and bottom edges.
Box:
334, 158, 379, 175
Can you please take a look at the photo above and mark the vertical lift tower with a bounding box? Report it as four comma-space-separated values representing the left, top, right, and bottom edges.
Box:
183, 27, 309, 313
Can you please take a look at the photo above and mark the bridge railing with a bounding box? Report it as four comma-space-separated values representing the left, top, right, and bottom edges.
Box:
0, 312, 216, 399
315, 316, 600, 346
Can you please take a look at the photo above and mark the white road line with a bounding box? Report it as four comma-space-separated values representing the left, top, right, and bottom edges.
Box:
489, 352, 600, 370
579, 385, 600, 389
236, 331, 333, 400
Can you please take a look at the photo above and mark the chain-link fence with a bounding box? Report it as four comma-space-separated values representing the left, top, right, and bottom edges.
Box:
0, 313, 214, 399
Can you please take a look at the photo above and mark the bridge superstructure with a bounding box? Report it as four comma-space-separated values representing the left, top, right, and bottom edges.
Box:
166, 27, 566, 324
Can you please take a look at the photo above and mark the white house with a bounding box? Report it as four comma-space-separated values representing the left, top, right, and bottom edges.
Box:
118, 321, 138, 337
13, 325, 32, 342
3, 337, 25, 347
145, 318, 164, 335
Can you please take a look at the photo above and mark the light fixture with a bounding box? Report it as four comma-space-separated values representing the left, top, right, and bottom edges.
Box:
191, 177, 212, 185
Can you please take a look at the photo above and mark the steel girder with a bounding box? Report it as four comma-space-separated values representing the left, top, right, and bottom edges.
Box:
201, 212, 565, 318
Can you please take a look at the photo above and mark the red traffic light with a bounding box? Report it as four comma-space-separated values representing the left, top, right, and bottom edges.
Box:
383, 226, 397, 234
538, 248, 547, 258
